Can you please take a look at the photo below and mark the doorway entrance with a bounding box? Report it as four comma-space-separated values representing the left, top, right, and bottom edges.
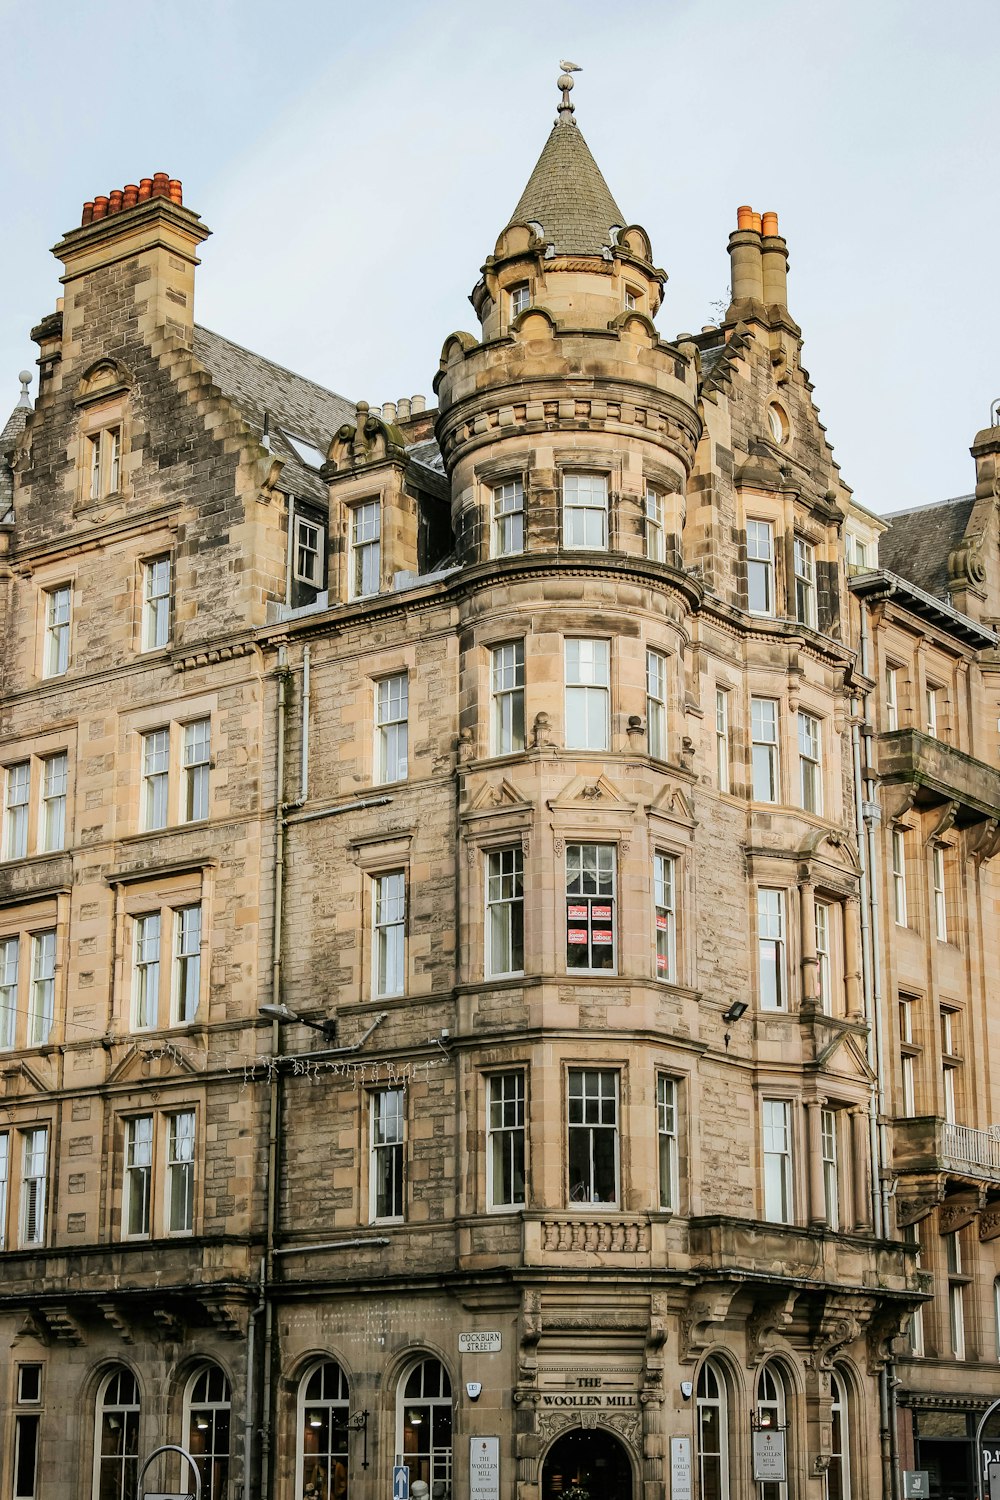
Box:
541, 1427, 633, 1500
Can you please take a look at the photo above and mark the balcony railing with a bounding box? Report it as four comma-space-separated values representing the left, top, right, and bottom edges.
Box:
893, 1116, 1000, 1184
943, 1123, 1000, 1176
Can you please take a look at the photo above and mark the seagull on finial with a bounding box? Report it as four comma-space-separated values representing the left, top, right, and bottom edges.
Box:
560, 60, 581, 72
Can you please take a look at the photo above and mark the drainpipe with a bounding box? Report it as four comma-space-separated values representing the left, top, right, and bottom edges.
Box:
260, 650, 290, 1500
244, 1257, 265, 1496
853, 601, 899, 1500
300, 644, 311, 803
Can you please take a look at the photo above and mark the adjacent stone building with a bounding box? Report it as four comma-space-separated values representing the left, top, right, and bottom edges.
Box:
1, 79, 998, 1500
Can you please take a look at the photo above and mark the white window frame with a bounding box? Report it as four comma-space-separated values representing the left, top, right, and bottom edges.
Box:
0, 937, 17, 1050
798, 710, 823, 814
715, 689, 730, 794
645, 485, 665, 561
293, 516, 323, 586
94, 1369, 141, 1500
567, 1068, 620, 1207
19, 1127, 48, 1247
565, 843, 616, 973
654, 852, 677, 982
372, 871, 405, 998
486, 846, 524, 978
696, 1360, 729, 1500
3, 761, 30, 861
564, 638, 610, 751
891, 828, 908, 925
350, 500, 381, 599
28, 931, 55, 1047
751, 697, 780, 803
173, 905, 202, 1025
492, 478, 525, 557
42, 586, 71, 678
132, 913, 161, 1031
395, 1359, 453, 1496
370, 1087, 405, 1222
657, 1074, 679, 1211
375, 675, 408, 784
821, 1107, 839, 1230
746, 520, 775, 615
925, 685, 940, 738
490, 642, 525, 756
0, 1133, 8, 1249
646, 649, 668, 759
181, 720, 211, 823
141, 556, 172, 651
815, 900, 832, 1013
184, 1365, 232, 1500
123, 1114, 153, 1237
562, 472, 608, 550
762, 1098, 794, 1223
932, 845, 948, 941
793, 536, 817, 628
510, 282, 530, 319
885, 665, 899, 731
947, 1232, 966, 1359
827, 1370, 851, 1500
87, 425, 121, 501
486, 1070, 526, 1211
757, 888, 786, 1011
141, 728, 170, 831
39, 753, 68, 853
166, 1110, 196, 1234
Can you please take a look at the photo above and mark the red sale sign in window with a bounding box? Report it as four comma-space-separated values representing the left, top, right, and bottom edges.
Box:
656, 915, 669, 930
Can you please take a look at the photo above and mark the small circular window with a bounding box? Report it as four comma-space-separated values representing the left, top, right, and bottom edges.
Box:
767, 403, 789, 444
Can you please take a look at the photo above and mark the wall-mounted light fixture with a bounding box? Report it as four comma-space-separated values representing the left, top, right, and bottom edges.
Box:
722, 999, 749, 1050
259, 1002, 338, 1041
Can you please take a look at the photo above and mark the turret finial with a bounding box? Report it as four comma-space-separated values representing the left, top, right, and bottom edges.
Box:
557, 60, 581, 124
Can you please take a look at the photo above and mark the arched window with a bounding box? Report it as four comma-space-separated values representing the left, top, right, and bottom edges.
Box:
755, 1363, 788, 1500
298, 1360, 350, 1500
94, 1368, 140, 1500
185, 1364, 231, 1500
397, 1358, 453, 1498
826, 1370, 850, 1500
696, 1358, 729, 1500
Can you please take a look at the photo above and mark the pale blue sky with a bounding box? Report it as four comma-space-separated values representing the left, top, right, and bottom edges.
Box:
3, 0, 997, 513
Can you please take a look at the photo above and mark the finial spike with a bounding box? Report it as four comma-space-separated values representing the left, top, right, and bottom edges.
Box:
17, 370, 32, 409
556, 61, 580, 123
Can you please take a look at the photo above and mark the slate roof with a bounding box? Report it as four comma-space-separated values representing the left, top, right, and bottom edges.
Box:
193, 325, 357, 503
504, 117, 625, 257
0, 403, 29, 522
879, 494, 976, 601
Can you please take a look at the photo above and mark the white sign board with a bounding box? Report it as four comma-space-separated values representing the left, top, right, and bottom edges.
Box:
670, 1437, 692, 1500
470, 1437, 500, 1500
752, 1430, 786, 1482
460, 1331, 501, 1354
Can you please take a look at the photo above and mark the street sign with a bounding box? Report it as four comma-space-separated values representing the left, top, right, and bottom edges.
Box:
459, 1331, 501, 1354
393, 1465, 410, 1500
902, 1473, 929, 1500
752, 1430, 786, 1482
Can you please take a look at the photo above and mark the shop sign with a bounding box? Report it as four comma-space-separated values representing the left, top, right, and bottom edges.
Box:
470, 1438, 499, 1500
669, 1437, 692, 1500
752, 1430, 786, 1482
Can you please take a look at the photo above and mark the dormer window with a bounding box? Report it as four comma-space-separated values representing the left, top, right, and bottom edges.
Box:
294, 516, 323, 587
87, 426, 121, 500
510, 283, 530, 319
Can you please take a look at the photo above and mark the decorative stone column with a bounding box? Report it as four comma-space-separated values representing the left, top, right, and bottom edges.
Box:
805, 1099, 828, 1227
843, 898, 865, 1020
799, 880, 819, 1011
850, 1107, 873, 1232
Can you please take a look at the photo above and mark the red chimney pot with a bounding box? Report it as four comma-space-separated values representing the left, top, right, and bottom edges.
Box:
92, 196, 109, 220
138, 179, 153, 202
108, 190, 123, 215
81, 202, 95, 226
152, 172, 169, 198
168, 179, 182, 205
123, 184, 138, 209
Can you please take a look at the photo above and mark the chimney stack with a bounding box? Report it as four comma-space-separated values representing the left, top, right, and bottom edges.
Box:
727, 205, 763, 305
760, 210, 789, 309
53, 172, 209, 361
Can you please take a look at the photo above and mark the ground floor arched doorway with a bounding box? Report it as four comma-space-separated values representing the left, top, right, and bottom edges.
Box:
541, 1426, 633, 1500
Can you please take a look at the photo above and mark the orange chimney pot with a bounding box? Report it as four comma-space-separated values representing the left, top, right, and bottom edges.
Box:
168, 179, 183, 205
92, 196, 109, 220
736, 205, 754, 232
751, 212, 762, 234
123, 184, 138, 209
108, 190, 123, 215
152, 172, 170, 198
138, 178, 153, 202
81, 202, 95, 226
761, 211, 779, 237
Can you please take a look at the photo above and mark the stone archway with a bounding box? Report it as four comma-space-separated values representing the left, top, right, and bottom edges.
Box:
540, 1426, 633, 1500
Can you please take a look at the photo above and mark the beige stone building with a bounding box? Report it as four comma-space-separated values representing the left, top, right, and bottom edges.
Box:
0, 77, 998, 1500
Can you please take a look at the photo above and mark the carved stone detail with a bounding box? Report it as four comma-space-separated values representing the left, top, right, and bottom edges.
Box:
540, 1217, 649, 1254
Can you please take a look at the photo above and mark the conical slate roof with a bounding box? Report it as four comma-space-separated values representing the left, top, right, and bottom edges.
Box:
504, 115, 625, 257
